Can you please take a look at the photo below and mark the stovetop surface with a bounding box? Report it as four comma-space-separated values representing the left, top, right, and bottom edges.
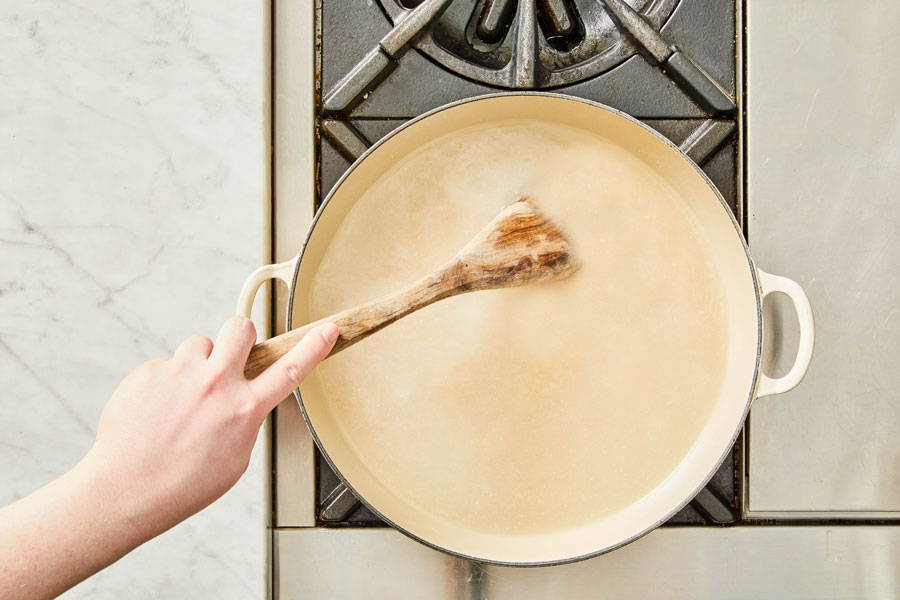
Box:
313, 0, 741, 527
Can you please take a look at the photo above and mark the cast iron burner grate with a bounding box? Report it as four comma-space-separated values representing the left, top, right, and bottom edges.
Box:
313, 0, 741, 527
322, 0, 734, 116
378, 0, 680, 88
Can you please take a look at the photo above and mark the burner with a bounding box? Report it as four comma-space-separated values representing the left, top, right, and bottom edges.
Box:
378, 0, 679, 88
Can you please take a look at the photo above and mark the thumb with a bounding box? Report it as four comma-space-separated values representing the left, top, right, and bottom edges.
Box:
249, 323, 339, 413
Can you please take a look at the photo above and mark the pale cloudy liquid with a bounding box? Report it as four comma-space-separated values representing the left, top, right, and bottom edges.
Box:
301, 121, 728, 535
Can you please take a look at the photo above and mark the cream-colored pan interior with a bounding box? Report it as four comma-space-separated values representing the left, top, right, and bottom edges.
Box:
292, 95, 759, 565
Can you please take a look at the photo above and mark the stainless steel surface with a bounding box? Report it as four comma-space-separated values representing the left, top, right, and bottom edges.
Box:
275, 527, 900, 599
272, 0, 317, 528
271, 0, 897, 593
745, 0, 900, 517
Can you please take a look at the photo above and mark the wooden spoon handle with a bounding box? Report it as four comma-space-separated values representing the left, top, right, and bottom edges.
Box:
244, 322, 319, 379
243, 271, 450, 379
241, 198, 578, 380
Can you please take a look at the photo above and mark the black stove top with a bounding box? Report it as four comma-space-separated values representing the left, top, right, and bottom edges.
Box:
313, 0, 741, 527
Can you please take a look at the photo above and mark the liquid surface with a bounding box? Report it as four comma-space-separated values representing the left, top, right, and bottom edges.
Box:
302, 121, 728, 535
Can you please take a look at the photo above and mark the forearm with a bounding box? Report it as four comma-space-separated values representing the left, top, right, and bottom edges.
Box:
0, 319, 335, 598
0, 453, 153, 600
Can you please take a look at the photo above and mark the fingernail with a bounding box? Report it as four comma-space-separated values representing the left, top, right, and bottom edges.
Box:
320, 322, 339, 345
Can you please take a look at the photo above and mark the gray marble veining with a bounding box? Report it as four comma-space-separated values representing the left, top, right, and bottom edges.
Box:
1, 0, 267, 597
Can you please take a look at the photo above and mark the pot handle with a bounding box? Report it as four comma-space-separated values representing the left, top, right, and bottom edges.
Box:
236, 258, 295, 317
755, 268, 815, 398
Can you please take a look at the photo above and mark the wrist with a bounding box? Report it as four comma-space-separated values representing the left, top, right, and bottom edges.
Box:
74, 448, 160, 547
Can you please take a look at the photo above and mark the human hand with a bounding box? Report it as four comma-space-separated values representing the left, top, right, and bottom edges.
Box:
0, 316, 338, 600
83, 316, 339, 539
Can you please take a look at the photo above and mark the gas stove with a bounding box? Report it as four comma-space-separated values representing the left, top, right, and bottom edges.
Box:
266, 0, 899, 597
316, 0, 739, 528
317, 0, 738, 203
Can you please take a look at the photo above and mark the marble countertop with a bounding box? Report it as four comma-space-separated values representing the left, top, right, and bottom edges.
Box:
0, 0, 268, 597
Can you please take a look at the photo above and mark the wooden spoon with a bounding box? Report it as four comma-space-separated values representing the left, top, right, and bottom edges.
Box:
244, 197, 578, 378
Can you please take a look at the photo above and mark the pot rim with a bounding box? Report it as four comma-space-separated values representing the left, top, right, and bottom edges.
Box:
285, 92, 762, 567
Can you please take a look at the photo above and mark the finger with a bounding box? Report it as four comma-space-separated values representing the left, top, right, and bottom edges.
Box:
250, 322, 338, 412
173, 334, 214, 362
209, 316, 257, 368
